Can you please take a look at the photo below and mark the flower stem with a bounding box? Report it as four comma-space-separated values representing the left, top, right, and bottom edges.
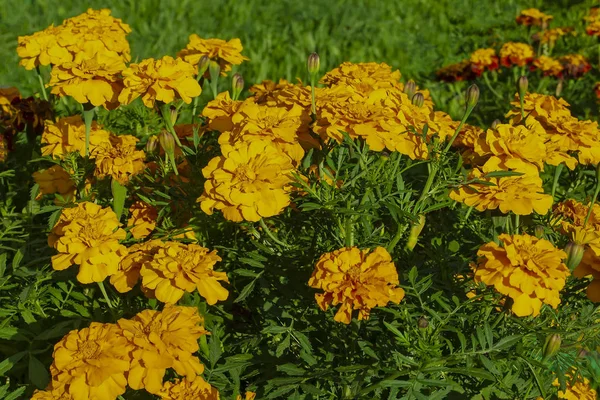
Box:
82, 106, 96, 157
551, 163, 564, 199
97, 281, 113, 309
160, 103, 183, 147
259, 218, 289, 248
584, 178, 600, 227
35, 66, 48, 101
514, 214, 520, 234
310, 77, 317, 117
483, 72, 502, 99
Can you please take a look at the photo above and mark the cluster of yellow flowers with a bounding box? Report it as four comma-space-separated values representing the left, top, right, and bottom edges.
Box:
585, 7, 600, 36
31, 305, 219, 400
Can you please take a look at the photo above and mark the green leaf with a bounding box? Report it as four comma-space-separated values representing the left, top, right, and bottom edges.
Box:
4, 387, 26, 400
277, 363, 305, 376
493, 335, 523, 351
12, 246, 25, 270
276, 335, 291, 357
28, 355, 50, 389
234, 274, 262, 303
0, 252, 6, 277
483, 170, 525, 178
0, 351, 27, 376
111, 178, 127, 221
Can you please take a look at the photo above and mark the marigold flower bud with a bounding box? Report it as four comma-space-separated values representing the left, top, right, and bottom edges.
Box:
169, 106, 178, 126
412, 92, 425, 108
145, 135, 159, 154
158, 130, 175, 156
404, 79, 417, 99
232, 73, 244, 100
491, 119, 501, 130
466, 84, 480, 109
307, 52, 320, 77
518, 75, 529, 95
534, 225, 545, 238
418, 317, 429, 329
209, 61, 221, 81
555, 78, 563, 97
542, 333, 561, 360
198, 55, 210, 76
564, 241, 585, 270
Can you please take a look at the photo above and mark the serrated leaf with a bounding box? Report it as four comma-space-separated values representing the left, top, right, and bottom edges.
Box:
4, 387, 26, 400
277, 363, 305, 376
276, 335, 291, 357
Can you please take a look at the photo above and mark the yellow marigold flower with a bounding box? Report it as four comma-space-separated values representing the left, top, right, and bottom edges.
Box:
553, 199, 600, 230
93, 134, 146, 184
450, 157, 553, 215
49, 202, 127, 284
250, 78, 291, 103
474, 124, 547, 171
199, 140, 295, 222
533, 56, 564, 77
507, 92, 571, 124
201, 91, 244, 132
110, 239, 164, 293
33, 165, 76, 204
540, 27, 573, 47
158, 376, 220, 400
41, 115, 110, 159
309, 246, 405, 324
50, 322, 132, 400
0, 135, 7, 163
559, 54, 592, 78
587, 19, 600, 36
178, 34, 249, 75
30, 387, 72, 400
321, 62, 402, 91
469, 48, 499, 75
49, 41, 125, 108
516, 8, 553, 26
0, 87, 20, 116
16, 26, 73, 70
219, 100, 310, 164
140, 241, 228, 304
473, 233, 569, 317
554, 375, 597, 399
236, 391, 256, 400
127, 201, 157, 239
119, 56, 201, 108
573, 249, 600, 302
500, 42, 535, 67
59, 8, 131, 62
118, 305, 209, 393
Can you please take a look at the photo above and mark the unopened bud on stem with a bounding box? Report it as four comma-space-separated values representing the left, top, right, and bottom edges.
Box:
491, 119, 501, 130
198, 55, 210, 77
564, 242, 585, 271
404, 79, 417, 99
542, 333, 561, 360
466, 84, 480, 110
418, 317, 429, 329
307, 52, 320, 78
412, 92, 425, 107
158, 130, 175, 156
169, 106, 178, 126
232, 73, 244, 100
518, 75, 529, 95
208, 61, 221, 99
145, 135, 159, 154
534, 225, 545, 239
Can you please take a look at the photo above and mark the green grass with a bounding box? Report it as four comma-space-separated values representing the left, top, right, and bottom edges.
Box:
1, 0, 593, 98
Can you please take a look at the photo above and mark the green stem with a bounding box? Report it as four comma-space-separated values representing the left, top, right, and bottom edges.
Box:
35, 66, 48, 101
584, 178, 600, 227
551, 163, 564, 199
82, 107, 96, 157
259, 218, 289, 248
514, 214, 520, 234
483, 72, 502, 99
386, 224, 408, 253
160, 103, 183, 147
97, 281, 113, 309
310, 77, 317, 116
344, 216, 354, 247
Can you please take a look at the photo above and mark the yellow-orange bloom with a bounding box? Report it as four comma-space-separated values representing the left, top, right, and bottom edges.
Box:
48, 41, 125, 108
540, 28, 573, 47
158, 376, 220, 400
236, 391, 256, 400
469, 48, 499, 75
41, 115, 110, 159
201, 91, 244, 132
110, 239, 164, 293
127, 201, 157, 239
140, 241, 228, 304
554, 375, 597, 399
93, 134, 146, 184
33, 165, 77, 204
308, 246, 405, 324
118, 305, 209, 393
178, 35, 249, 75
119, 56, 201, 108
50, 322, 132, 400
516, 8, 553, 26
533, 56, 564, 77
559, 54, 592, 78
450, 157, 553, 215
17, 26, 72, 70
49, 202, 127, 284
500, 42, 535, 67
320, 62, 402, 92
473, 233, 569, 317
199, 140, 295, 222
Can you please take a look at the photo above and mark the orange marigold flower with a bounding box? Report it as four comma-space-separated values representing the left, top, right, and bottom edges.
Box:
559, 54, 592, 79
516, 8, 553, 26
41, 115, 111, 159
140, 241, 228, 304
554, 375, 597, 399
220, 100, 310, 164
50, 322, 132, 400
119, 56, 201, 108
93, 134, 146, 184
474, 123, 547, 171
49, 202, 127, 284
118, 305, 209, 393
539, 27, 573, 47
469, 48, 499, 75
198, 140, 295, 222
49, 41, 125, 108
158, 376, 220, 400
500, 42, 535, 67
110, 239, 164, 293
320, 61, 402, 93
532, 56, 564, 77
127, 201, 158, 239
201, 91, 244, 132
249, 78, 291, 103
473, 233, 569, 317
16, 26, 73, 70
450, 157, 553, 215
33, 165, 76, 204
178, 35, 249, 75
309, 246, 405, 324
